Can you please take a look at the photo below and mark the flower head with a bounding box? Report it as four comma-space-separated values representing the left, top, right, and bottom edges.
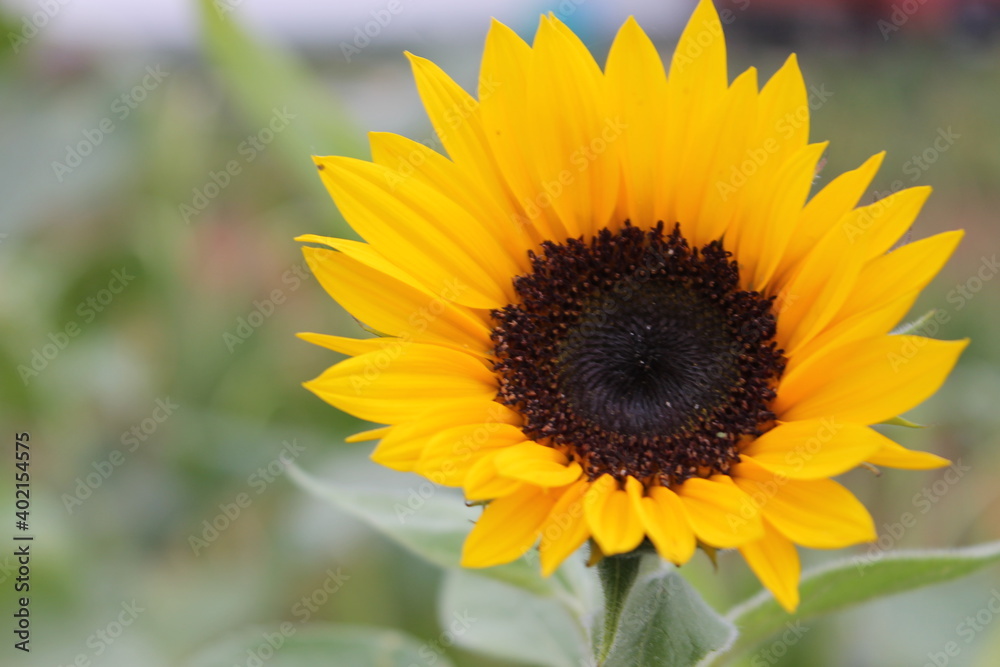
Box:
299, 0, 967, 611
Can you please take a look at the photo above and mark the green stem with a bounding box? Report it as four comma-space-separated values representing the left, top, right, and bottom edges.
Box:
595, 552, 643, 664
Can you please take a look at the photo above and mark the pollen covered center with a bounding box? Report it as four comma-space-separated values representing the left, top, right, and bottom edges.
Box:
490, 223, 786, 486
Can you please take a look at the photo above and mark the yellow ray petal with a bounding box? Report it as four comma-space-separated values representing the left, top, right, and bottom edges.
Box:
345, 426, 391, 443
681, 67, 758, 247
774, 336, 969, 425
296, 234, 427, 290
833, 230, 964, 324
867, 439, 950, 470
526, 16, 619, 240
732, 459, 876, 549
584, 474, 645, 556
737, 142, 828, 291
606, 16, 667, 229
773, 209, 869, 354
407, 51, 531, 239
370, 400, 521, 471
368, 131, 534, 274
461, 486, 563, 568
314, 155, 515, 309
739, 520, 801, 612
416, 423, 529, 487
839, 186, 932, 259
741, 421, 887, 479
675, 475, 763, 548
301, 246, 493, 355
783, 289, 920, 375
628, 479, 696, 565
463, 453, 524, 501
493, 443, 584, 487
539, 479, 592, 576
478, 19, 563, 243
775, 152, 885, 283
661, 0, 728, 228
303, 343, 497, 425
297, 332, 396, 357
752, 54, 809, 169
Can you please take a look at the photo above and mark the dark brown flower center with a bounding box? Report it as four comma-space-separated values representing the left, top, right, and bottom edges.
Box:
490, 223, 786, 486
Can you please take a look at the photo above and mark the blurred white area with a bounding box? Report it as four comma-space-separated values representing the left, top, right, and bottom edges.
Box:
1, 0, 696, 50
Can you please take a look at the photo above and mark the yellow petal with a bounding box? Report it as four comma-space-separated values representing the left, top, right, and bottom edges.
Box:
301, 246, 493, 355
368, 131, 534, 274
463, 453, 524, 501
738, 142, 829, 291
297, 332, 396, 357
661, 0, 728, 227
840, 186, 932, 259
478, 19, 562, 243
675, 475, 763, 548
741, 421, 887, 479
539, 479, 592, 576
732, 459, 876, 549
681, 67, 758, 247
785, 289, 922, 376
416, 423, 528, 487
407, 51, 529, 242
774, 206, 869, 354
461, 486, 563, 568
370, 400, 520, 471
584, 474, 645, 556
345, 426, 391, 443
606, 16, 667, 229
867, 439, 950, 470
304, 343, 496, 425
629, 480, 696, 565
296, 234, 423, 289
774, 336, 969, 425
739, 520, 801, 612
775, 152, 885, 283
314, 155, 514, 309
493, 443, 584, 487
526, 16, 619, 240
833, 230, 964, 325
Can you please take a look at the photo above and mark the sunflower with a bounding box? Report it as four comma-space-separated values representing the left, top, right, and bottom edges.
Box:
298, 0, 967, 612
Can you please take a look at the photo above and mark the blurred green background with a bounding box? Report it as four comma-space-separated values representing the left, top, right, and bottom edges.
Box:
2, 0, 1000, 665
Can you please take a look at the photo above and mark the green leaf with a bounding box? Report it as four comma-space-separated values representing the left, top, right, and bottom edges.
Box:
183, 623, 453, 667
438, 569, 589, 667
602, 566, 735, 667
197, 0, 365, 189
724, 541, 1000, 660
287, 464, 563, 596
